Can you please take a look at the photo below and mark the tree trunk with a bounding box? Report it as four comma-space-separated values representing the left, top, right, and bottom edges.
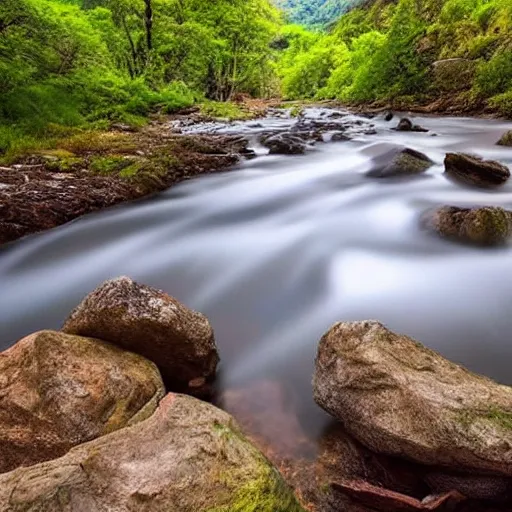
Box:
144, 0, 153, 52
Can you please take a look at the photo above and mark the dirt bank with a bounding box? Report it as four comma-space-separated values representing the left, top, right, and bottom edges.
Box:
0, 121, 255, 245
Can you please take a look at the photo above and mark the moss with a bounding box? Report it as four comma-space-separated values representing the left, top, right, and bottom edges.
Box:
57, 132, 137, 156
206, 421, 305, 512
199, 101, 254, 121
497, 131, 512, 147
45, 157, 86, 173
458, 407, 512, 430
289, 105, 304, 118
462, 207, 512, 245
89, 156, 132, 175
485, 407, 512, 430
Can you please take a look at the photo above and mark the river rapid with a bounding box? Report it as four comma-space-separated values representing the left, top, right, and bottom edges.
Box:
1, 107, 512, 451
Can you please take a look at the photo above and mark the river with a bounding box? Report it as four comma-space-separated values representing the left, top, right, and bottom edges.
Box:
1, 107, 512, 448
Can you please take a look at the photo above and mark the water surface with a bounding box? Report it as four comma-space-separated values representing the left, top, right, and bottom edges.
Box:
1, 108, 512, 442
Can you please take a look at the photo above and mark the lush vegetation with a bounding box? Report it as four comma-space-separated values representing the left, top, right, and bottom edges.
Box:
278, 0, 512, 116
274, 0, 361, 27
0, 0, 280, 154
2, 0, 512, 157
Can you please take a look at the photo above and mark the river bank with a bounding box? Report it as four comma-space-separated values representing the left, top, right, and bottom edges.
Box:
1, 103, 511, 246
0, 122, 255, 245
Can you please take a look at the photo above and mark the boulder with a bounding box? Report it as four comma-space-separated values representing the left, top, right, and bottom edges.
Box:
395, 118, 429, 133
331, 132, 351, 142
63, 276, 219, 395
0, 393, 305, 512
384, 111, 394, 122
0, 330, 164, 474
423, 206, 512, 246
444, 153, 510, 187
432, 59, 476, 92
497, 131, 512, 147
313, 321, 512, 477
367, 147, 434, 178
261, 133, 307, 155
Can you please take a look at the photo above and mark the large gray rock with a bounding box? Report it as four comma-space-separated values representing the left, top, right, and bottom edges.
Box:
63, 277, 219, 396
0, 393, 305, 512
313, 321, 512, 477
423, 205, 512, 246
367, 147, 434, 178
261, 133, 307, 155
444, 153, 510, 187
0, 330, 164, 474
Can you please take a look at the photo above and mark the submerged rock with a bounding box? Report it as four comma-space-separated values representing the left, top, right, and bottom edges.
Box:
63, 276, 219, 395
220, 380, 313, 463
444, 153, 510, 187
262, 133, 307, 155
367, 147, 434, 178
0, 330, 164, 474
395, 118, 429, 132
424, 206, 512, 246
0, 393, 305, 512
313, 321, 512, 478
497, 131, 512, 147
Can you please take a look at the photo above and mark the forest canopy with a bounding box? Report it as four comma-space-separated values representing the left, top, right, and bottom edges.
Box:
278, 0, 512, 116
0, 0, 280, 151
1, 0, 512, 155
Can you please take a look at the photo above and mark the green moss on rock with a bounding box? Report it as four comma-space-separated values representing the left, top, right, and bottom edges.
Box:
497, 131, 512, 147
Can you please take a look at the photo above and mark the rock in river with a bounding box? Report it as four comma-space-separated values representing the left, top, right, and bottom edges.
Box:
497, 131, 512, 147
395, 118, 429, 132
0, 393, 305, 512
424, 205, 512, 246
63, 276, 219, 396
313, 320, 512, 477
444, 153, 510, 187
261, 133, 307, 155
0, 330, 164, 474
367, 147, 434, 178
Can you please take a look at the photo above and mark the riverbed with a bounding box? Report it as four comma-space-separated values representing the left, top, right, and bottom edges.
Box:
1, 107, 512, 452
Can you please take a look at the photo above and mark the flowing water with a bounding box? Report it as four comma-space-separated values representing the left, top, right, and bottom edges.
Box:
1, 108, 512, 447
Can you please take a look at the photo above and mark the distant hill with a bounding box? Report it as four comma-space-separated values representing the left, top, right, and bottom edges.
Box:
275, 0, 362, 27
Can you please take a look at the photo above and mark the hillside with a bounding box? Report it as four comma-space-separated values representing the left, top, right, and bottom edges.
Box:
278, 0, 512, 116
275, 0, 361, 27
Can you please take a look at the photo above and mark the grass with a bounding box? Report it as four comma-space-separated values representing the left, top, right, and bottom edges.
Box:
199, 101, 254, 121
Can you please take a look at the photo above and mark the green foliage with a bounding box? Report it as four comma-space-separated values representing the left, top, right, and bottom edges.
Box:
277, 0, 512, 116
0, 0, 281, 153
199, 101, 253, 121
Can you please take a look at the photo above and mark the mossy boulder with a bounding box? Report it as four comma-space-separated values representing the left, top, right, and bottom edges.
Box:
0, 330, 164, 474
424, 205, 512, 246
366, 147, 434, 178
313, 321, 512, 477
63, 276, 219, 396
0, 393, 305, 512
432, 59, 476, 92
497, 131, 512, 147
444, 153, 510, 187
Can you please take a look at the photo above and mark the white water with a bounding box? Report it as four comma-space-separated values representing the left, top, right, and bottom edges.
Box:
1, 108, 512, 438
